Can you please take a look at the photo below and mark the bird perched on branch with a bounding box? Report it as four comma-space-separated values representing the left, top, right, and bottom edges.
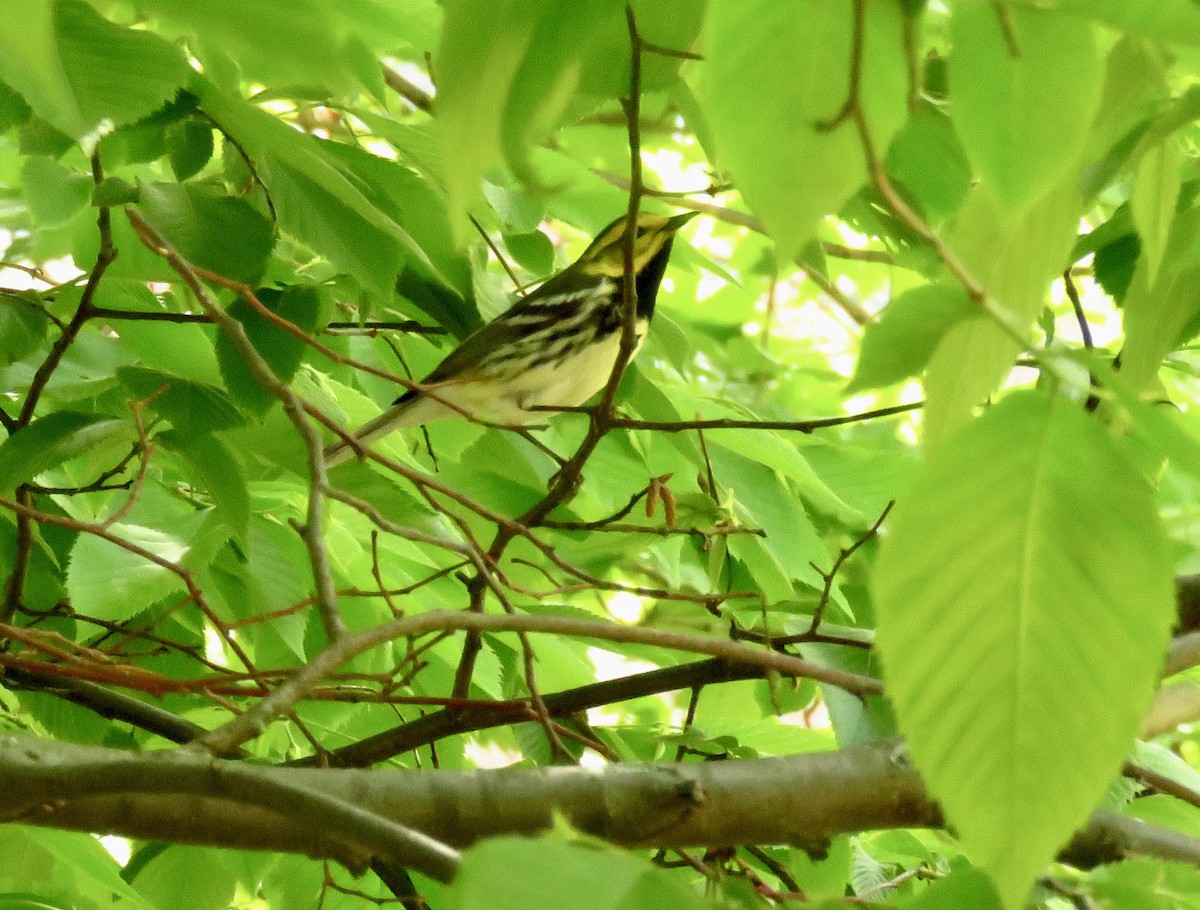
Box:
325, 210, 697, 466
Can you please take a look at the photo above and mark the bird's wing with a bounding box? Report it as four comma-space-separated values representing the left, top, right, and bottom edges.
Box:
395, 277, 609, 401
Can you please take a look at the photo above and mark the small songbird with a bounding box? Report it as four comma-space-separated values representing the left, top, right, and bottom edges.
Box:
324, 210, 697, 466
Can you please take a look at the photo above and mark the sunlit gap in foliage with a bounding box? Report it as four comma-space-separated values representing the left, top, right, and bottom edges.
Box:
464, 738, 522, 770
204, 623, 233, 667
97, 835, 131, 866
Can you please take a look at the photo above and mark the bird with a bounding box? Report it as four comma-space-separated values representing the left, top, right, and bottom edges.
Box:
324, 209, 697, 466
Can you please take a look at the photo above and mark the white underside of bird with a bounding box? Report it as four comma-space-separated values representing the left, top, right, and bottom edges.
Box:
324, 318, 647, 467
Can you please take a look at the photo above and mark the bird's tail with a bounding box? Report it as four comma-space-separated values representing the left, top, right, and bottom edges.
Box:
323, 400, 418, 468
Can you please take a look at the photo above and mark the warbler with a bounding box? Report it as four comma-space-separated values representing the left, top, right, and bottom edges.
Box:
325, 210, 696, 466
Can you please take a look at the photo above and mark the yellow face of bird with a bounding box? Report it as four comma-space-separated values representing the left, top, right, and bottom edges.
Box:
576, 211, 698, 277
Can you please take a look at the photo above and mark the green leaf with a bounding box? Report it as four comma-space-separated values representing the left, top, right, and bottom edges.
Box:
315, 139, 473, 304
0, 412, 129, 492
922, 182, 1082, 447
1044, 0, 1200, 47
91, 176, 139, 207
874, 392, 1175, 909
576, 0, 704, 96
710, 445, 828, 598
1093, 232, 1140, 303
885, 103, 972, 224
165, 116, 215, 181
0, 293, 48, 365
849, 284, 974, 392
160, 429, 250, 547
194, 77, 446, 297
448, 836, 706, 910
0, 826, 155, 909
503, 230, 555, 276
698, 0, 908, 263
128, 845, 236, 910
66, 522, 189, 621
215, 285, 321, 416
1130, 135, 1183, 288
949, 5, 1103, 214
136, 0, 381, 95
116, 366, 247, 435
0, 78, 32, 132
435, 1, 607, 226
20, 155, 89, 227
0, 0, 189, 140
907, 864, 1001, 910
1120, 206, 1200, 390
136, 181, 275, 286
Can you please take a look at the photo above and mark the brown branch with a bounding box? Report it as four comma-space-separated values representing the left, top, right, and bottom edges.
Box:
808, 501, 894, 634
125, 209, 346, 643
607, 402, 922, 433
197, 608, 883, 757
16, 152, 115, 427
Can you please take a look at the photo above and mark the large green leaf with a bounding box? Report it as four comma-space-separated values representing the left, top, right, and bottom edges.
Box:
697, 0, 908, 263
1130, 135, 1182, 287
193, 76, 446, 297
436, 0, 640, 226
20, 155, 89, 227
158, 429, 249, 547
1029, 0, 1200, 47
0, 292, 48, 365
874, 392, 1175, 909
948, 5, 1102, 214
136, 0, 393, 95
0, 0, 188, 140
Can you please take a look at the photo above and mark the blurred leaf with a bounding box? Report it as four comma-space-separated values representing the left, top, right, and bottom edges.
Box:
0, 0, 188, 139
874, 392, 1175, 910
949, 5, 1102, 214
1131, 135, 1183, 286
20, 155, 89, 227
0, 78, 32, 132
885, 102, 972, 224
923, 182, 1081, 447
503, 230, 554, 276
1093, 232, 1140, 303
698, 0, 908, 263
1121, 206, 1200, 389
850, 284, 974, 392
449, 837, 707, 910
128, 845, 237, 910
1045, 0, 1200, 46
436, 1, 626, 227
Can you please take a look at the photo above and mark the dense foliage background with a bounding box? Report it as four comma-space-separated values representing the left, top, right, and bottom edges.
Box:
4, 0, 1200, 908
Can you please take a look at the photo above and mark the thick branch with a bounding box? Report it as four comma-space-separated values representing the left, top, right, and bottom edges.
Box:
6, 733, 1196, 873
